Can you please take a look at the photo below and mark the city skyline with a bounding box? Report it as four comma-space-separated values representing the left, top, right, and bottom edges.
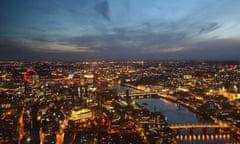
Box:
1, 0, 240, 61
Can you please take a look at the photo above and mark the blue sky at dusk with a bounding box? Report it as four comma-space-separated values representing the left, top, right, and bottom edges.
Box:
0, 0, 240, 61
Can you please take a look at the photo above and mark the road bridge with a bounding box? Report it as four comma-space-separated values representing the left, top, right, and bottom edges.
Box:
119, 92, 157, 99
169, 124, 230, 129
119, 92, 178, 101
169, 123, 230, 134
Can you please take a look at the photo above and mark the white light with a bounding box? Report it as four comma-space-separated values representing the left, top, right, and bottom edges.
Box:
68, 74, 74, 79
26, 137, 31, 142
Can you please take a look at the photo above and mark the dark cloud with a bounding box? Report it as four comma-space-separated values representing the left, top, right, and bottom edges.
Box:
95, 1, 111, 22
58, 27, 190, 60
1, 37, 240, 61
0, 43, 39, 60
180, 39, 240, 60
23, 26, 46, 33
131, 39, 240, 61
28, 37, 53, 43
198, 22, 220, 35
1, 0, 240, 61
0, 42, 100, 61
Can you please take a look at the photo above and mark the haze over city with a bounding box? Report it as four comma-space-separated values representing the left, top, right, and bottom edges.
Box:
1, 0, 240, 61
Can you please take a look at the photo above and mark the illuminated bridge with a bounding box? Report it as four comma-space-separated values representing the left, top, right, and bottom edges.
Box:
169, 124, 231, 134
118, 92, 178, 101
119, 92, 157, 99
170, 124, 234, 141
169, 124, 230, 129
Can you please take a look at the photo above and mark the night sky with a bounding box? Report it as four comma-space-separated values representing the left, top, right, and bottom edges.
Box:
0, 0, 240, 61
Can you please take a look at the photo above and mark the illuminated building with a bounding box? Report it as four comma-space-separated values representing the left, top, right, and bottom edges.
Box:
218, 87, 240, 101
70, 107, 93, 123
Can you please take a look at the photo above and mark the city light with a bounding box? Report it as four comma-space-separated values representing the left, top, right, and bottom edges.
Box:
0, 61, 239, 143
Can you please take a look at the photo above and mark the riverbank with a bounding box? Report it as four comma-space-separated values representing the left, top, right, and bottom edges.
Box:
114, 84, 239, 142
119, 84, 213, 121
135, 98, 237, 143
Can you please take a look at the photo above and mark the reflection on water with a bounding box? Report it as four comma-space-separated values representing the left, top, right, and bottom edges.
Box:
176, 133, 231, 140
136, 98, 237, 144
161, 98, 176, 106
176, 133, 232, 144
136, 99, 202, 125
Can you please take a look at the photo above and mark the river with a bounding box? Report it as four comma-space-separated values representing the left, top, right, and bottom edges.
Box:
136, 98, 207, 125
113, 84, 207, 124
113, 85, 238, 144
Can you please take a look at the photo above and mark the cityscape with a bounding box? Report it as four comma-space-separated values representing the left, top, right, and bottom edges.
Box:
1, 0, 240, 144
0, 61, 239, 143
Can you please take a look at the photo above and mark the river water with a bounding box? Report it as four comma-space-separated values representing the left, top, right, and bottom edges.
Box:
136, 98, 206, 125
113, 85, 205, 124
113, 85, 238, 144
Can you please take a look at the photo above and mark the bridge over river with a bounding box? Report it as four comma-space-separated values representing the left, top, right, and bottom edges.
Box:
169, 123, 231, 135
115, 86, 238, 143
169, 123, 230, 130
